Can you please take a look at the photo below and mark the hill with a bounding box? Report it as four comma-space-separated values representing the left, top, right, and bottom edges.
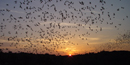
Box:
0, 51, 130, 65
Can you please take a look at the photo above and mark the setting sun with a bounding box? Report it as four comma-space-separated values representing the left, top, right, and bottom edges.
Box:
69, 54, 72, 56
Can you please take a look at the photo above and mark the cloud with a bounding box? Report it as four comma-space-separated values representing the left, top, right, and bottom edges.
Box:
84, 10, 101, 14
40, 21, 77, 26
60, 23, 76, 26
10, 10, 24, 14
57, 46, 79, 53
85, 26, 113, 30
88, 38, 100, 41
0, 37, 15, 43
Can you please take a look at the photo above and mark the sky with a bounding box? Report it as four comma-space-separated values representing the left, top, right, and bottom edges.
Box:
0, 0, 130, 56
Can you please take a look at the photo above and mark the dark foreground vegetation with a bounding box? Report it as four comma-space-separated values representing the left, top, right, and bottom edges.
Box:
0, 51, 130, 65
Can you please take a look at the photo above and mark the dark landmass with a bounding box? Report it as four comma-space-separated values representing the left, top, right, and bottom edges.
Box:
0, 51, 130, 65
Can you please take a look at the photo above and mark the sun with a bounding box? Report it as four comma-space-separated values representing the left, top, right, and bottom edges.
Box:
69, 54, 72, 56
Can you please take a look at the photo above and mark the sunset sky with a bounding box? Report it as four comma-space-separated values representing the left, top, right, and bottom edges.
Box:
0, 0, 130, 55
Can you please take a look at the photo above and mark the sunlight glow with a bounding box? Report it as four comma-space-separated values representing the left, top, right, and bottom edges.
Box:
69, 54, 71, 56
